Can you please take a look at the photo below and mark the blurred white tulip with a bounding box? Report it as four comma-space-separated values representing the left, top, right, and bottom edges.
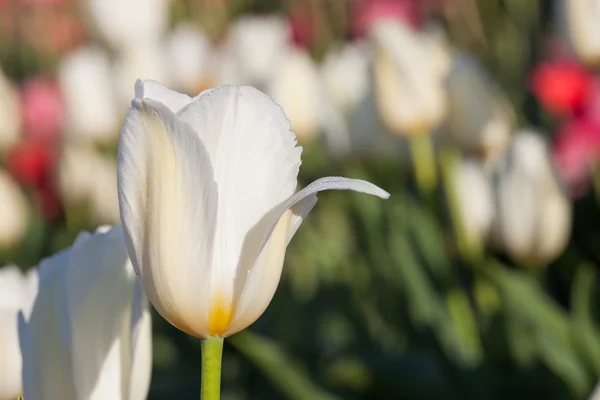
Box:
371, 21, 450, 136
444, 51, 516, 163
555, 0, 600, 67
85, 0, 168, 51
117, 80, 389, 339
0, 170, 29, 249
165, 24, 212, 94
19, 225, 152, 400
0, 266, 37, 400
267, 47, 322, 143
114, 44, 168, 111
57, 143, 120, 224
59, 47, 120, 144
0, 67, 20, 153
454, 158, 495, 245
490, 130, 572, 265
229, 15, 290, 87
321, 42, 371, 113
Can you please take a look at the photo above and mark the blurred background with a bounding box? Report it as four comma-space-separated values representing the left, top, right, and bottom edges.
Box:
2, 0, 600, 398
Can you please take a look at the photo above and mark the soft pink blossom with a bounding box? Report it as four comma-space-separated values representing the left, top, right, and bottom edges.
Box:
20, 78, 64, 141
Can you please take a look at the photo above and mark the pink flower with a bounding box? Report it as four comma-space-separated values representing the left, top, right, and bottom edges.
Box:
552, 117, 600, 196
351, 0, 421, 38
529, 60, 594, 117
20, 78, 64, 141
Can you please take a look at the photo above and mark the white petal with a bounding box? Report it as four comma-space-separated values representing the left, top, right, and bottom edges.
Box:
226, 177, 389, 336
127, 284, 152, 400
135, 79, 192, 113
118, 95, 217, 338
20, 249, 74, 400
65, 226, 135, 400
0, 310, 22, 399
177, 85, 301, 334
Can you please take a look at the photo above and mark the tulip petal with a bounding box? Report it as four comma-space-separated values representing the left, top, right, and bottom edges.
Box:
65, 226, 136, 400
226, 177, 389, 336
135, 79, 192, 112
177, 85, 301, 330
20, 250, 74, 400
128, 284, 152, 400
118, 94, 217, 337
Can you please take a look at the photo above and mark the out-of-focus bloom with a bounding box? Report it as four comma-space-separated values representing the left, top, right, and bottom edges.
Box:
165, 24, 212, 95
85, 0, 168, 51
59, 47, 120, 144
229, 15, 289, 87
57, 143, 120, 224
6, 139, 55, 188
371, 21, 450, 136
20, 78, 64, 141
113, 44, 167, 111
490, 130, 571, 265
352, 0, 421, 37
0, 266, 37, 400
0, 67, 20, 154
444, 51, 516, 162
552, 116, 600, 196
321, 42, 371, 113
455, 159, 495, 244
529, 60, 594, 116
555, 0, 600, 67
0, 170, 29, 249
117, 80, 390, 339
268, 47, 322, 142
19, 225, 152, 400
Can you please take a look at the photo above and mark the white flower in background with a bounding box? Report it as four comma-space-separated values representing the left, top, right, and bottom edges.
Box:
117, 80, 389, 339
555, 0, 600, 67
0, 170, 29, 249
0, 67, 20, 153
85, 0, 168, 51
114, 44, 168, 111
57, 143, 120, 224
229, 15, 290, 87
0, 266, 37, 400
59, 47, 120, 145
19, 225, 151, 400
321, 42, 371, 113
454, 159, 495, 245
371, 21, 450, 136
444, 51, 516, 163
165, 24, 212, 94
267, 47, 322, 143
490, 130, 572, 265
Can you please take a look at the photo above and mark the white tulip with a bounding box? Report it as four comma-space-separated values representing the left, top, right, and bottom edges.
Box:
371, 21, 450, 136
0, 67, 20, 153
117, 80, 389, 338
454, 158, 495, 244
556, 0, 600, 67
19, 225, 152, 400
321, 42, 371, 113
59, 47, 121, 144
0, 266, 37, 400
490, 130, 572, 264
165, 24, 212, 94
229, 15, 290, 87
0, 170, 29, 249
85, 0, 168, 51
444, 51, 516, 163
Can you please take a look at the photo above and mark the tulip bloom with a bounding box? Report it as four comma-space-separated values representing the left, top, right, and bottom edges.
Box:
0, 266, 37, 400
19, 225, 151, 400
117, 80, 389, 339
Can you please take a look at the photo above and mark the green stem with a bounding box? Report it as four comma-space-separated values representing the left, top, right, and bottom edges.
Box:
409, 134, 438, 198
201, 338, 224, 400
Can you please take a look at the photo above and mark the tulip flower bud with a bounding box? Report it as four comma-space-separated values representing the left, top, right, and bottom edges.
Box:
490, 130, 572, 265
0, 67, 20, 154
0, 170, 29, 250
555, 0, 600, 68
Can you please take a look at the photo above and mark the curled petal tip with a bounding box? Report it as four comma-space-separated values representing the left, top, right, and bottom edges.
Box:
134, 79, 144, 99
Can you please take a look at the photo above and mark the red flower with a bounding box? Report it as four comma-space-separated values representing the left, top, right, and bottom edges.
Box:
351, 0, 421, 38
530, 60, 594, 116
5, 139, 56, 188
